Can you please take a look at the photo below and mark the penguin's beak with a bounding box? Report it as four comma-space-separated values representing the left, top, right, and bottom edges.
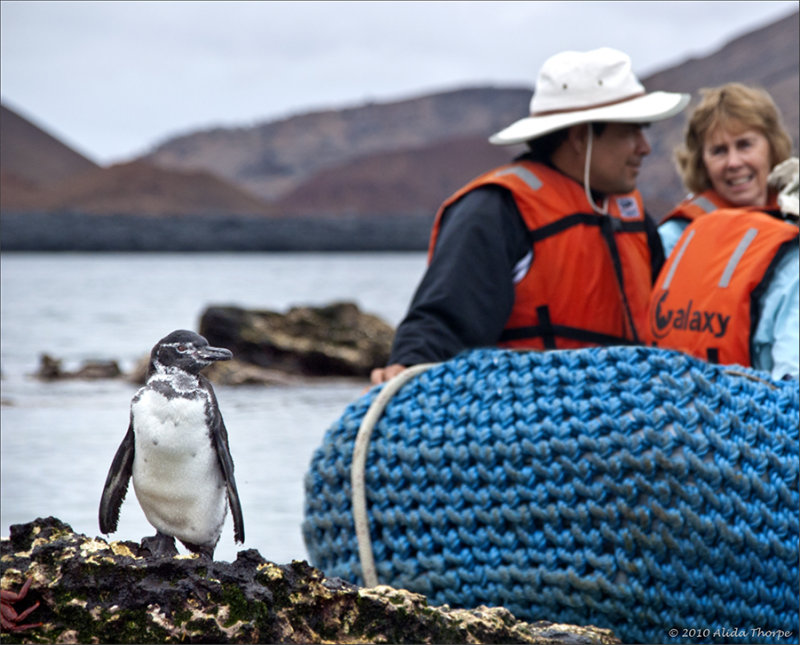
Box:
198, 345, 233, 363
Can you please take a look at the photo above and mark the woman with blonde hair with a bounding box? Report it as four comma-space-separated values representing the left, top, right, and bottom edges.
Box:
659, 82, 793, 255
648, 83, 797, 381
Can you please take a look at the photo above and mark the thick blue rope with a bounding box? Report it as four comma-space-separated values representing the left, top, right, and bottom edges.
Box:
302, 346, 799, 644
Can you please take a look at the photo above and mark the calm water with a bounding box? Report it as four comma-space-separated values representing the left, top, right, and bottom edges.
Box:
0, 252, 427, 563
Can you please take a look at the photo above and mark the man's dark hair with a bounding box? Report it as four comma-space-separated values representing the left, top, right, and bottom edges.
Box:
525, 122, 608, 162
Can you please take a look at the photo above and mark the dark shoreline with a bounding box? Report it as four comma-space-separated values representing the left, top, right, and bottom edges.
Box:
0, 211, 434, 252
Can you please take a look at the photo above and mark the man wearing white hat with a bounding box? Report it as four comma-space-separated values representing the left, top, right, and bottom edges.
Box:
371, 48, 690, 385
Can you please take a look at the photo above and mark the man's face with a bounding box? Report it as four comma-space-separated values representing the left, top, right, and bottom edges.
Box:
588, 123, 651, 194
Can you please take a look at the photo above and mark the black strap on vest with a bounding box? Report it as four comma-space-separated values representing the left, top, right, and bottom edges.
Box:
706, 348, 720, 363
536, 305, 556, 349
500, 305, 638, 347
598, 215, 641, 344
528, 212, 647, 243
520, 212, 644, 345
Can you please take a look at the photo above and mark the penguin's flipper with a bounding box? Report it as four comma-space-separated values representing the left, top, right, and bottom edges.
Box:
99, 421, 135, 535
205, 379, 245, 544
214, 414, 245, 544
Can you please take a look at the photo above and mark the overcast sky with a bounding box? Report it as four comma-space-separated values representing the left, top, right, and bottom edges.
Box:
1, 1, 797, 165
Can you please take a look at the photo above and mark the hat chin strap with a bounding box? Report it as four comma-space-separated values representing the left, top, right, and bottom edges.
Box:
584, 126, 609, 215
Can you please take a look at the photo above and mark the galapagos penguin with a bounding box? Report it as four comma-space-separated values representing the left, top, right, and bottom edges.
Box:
99, 330, 244, 559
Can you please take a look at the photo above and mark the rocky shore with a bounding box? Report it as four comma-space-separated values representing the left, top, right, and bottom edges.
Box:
1, 517, 619, 644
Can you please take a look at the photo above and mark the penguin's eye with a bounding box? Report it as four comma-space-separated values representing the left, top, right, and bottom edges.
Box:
177, 345, 187, 352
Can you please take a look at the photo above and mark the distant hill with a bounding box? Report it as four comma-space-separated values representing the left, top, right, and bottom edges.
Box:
0, 103, 100, 212
141, 14, 800, 218
143, 87, 532, 207
28, 160, 277, 217
0, 106, 277, 217
0, 103, 99, 185
141, 12, 798, 222
1, 11, 797, 249
274, 135, 522, 216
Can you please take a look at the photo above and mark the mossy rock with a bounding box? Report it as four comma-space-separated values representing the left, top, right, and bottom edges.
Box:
1, 517, 619, 644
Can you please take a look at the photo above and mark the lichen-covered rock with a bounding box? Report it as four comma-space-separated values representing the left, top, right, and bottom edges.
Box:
199, 302, 394, 377
1, 517, 619, 644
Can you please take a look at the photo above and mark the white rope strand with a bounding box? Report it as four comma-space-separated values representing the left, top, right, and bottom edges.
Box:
351, 363, 438, 587
583, 125, 609, 215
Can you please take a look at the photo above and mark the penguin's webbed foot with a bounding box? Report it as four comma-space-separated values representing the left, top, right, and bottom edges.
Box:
140, 531, 179, 558
181, 540, 214, 561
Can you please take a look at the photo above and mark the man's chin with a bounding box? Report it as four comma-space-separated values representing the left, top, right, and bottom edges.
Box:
613, 182, 638, 195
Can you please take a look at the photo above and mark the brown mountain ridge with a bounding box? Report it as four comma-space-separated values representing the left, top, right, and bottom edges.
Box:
24, 160, 277, 217
0, 104, 277, 217
140, 12, 798, 221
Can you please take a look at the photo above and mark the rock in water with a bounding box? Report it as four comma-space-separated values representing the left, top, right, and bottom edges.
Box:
199, 302, 394, 377
35, 354, 123, 381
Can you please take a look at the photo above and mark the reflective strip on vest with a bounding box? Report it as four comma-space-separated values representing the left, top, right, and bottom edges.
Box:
512, 250, 533, 285
662, 229, 695, 289
493, 166, 543, 192
718, 228, 759, 288
692, 195, 718, 214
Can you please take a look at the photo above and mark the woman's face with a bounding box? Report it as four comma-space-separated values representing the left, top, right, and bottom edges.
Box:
702, 124, 772, 207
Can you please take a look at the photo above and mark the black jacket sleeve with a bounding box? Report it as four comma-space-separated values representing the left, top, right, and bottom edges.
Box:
388, 185, 531, 366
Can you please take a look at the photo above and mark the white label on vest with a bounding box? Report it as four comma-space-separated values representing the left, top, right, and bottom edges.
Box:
616, 196, 640, 219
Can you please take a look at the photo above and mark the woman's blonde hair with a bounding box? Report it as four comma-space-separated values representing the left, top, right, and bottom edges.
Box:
674, 83, 793, 195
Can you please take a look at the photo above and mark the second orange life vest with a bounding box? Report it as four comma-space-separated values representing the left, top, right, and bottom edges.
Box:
648, 208, 798, 366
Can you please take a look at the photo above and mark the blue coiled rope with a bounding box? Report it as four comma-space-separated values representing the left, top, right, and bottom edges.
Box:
302, 346, 799, 644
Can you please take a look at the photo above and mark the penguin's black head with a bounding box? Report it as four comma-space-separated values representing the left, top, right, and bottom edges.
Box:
148, 330, 233, 376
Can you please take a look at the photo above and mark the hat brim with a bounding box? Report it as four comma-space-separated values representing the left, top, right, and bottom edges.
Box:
489, 91, 690, 145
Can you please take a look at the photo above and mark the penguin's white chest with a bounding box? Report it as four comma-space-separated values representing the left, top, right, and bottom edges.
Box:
131, 388, 226, 547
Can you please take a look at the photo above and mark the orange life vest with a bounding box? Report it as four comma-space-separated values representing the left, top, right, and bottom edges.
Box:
663, 189, 779, 224
647, 208, 798, 366
428, 160, 656, 350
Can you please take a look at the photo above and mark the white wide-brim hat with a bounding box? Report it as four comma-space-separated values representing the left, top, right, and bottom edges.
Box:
490, 47, 690, 145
